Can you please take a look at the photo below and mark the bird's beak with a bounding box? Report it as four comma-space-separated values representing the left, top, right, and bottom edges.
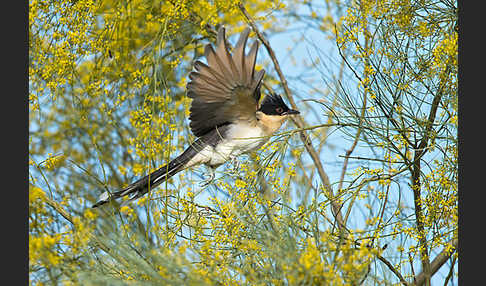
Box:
284, 109, 300, 115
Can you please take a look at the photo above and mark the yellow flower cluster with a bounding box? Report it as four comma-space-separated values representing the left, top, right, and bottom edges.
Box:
43, 153, 66, 170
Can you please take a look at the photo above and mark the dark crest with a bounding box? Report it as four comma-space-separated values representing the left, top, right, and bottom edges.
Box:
259, 93, 291, 115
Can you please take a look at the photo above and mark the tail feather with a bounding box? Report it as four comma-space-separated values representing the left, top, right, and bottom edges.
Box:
92, 142, 201, 208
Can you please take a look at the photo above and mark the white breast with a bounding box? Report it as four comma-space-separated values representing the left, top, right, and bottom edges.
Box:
224, 122, 268, 153
185, 123, 269, 168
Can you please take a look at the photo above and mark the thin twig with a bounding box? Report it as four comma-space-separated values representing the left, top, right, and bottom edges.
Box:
43, 195, 111, 253
377, 254, 410, 286
335, 22, 369, 230
44, 195, 74, 224
442, 255, 456, 286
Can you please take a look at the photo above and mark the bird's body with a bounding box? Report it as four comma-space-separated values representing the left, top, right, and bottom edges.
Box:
92, 27, 299, 208
187, 122, 266, 168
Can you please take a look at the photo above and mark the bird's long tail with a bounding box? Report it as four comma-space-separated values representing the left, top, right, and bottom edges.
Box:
92, 142, 201, 208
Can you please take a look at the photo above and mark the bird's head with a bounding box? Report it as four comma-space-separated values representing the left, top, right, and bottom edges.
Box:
258, 93, 300, 116
256, 93, 300, 133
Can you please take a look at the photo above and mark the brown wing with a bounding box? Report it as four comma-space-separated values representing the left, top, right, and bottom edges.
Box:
187, 27, 265, 137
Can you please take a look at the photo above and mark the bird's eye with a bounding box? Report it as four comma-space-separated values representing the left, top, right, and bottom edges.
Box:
276, 107, 284, 114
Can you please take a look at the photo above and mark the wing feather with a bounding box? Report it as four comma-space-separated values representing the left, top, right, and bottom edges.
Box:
187, 27, 265, 137
215, 28, 239, 80
233, 28, 250, 84
245, 41, 259, 85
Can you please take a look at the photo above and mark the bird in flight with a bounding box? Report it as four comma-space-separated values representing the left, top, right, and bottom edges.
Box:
93, 26, 299, 208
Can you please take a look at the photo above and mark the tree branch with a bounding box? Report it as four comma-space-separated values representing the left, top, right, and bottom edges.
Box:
414, 238, 458, 286
238, 3, 347, 234
411, 59, 453, 285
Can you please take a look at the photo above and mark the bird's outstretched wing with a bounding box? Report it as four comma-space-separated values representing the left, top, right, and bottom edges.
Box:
187, 27, 265, 137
